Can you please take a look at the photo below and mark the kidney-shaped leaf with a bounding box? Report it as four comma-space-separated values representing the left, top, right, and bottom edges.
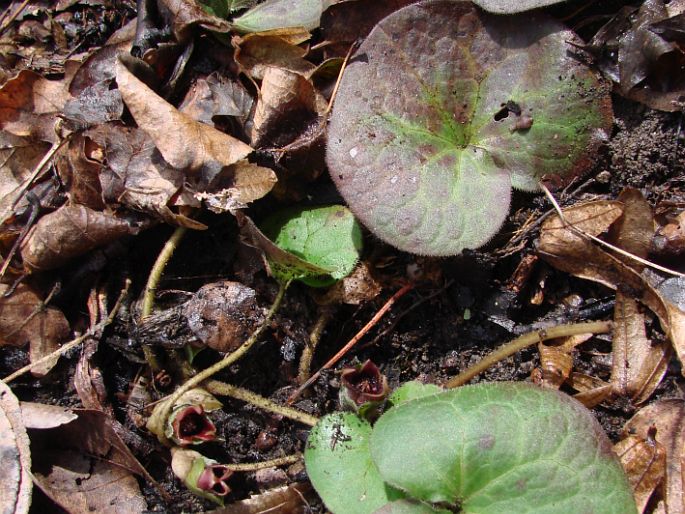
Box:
305, 412, 406, 514
261, 205, 363, 287
473, 0, 568, 14
370, 383, 636, 514
327, 0, 612, 256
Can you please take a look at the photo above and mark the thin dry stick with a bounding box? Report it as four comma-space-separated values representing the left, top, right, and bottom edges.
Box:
206, 379, 318, 427
297, 309, 332, 385
0, 0, 30, 36
540, 183, 685, 279
288, 282, 414, 404
443, 320, 612, 388
3, 279, 131, 383
155, 281, 289, 444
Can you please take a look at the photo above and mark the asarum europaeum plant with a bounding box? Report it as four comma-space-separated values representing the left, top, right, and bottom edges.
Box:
171, 448, 233, 506
326, 0, 612, 256
305, 382, 638, 514
339, 360, 390, 421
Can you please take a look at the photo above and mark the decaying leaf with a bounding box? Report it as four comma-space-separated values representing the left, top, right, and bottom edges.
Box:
611, 292, 670, 404
157, 0, 232, 42
567, 372, 613, 408
195, 160, 277, 213
315, 261, 382, 306
537, 334, 592, 390
0, 283, 70, 376
235, 34, 315, 80
20, 204, 138, 271
116, 58, 253, 183
250, 67, 325, 149
0, 381, 32, 514
0, 69, 74, 142
20, 402, 77, 429
207, 482, 314, 514
623, 400, 685, 514
653, 211, 685, 257
178, 72, 253, 127
614, 432, 667, 513
31, 409, 147, 514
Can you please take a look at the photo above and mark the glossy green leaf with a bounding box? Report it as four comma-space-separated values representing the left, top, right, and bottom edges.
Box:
304, 412, 406, 514
370, 383, 637, 514
261, 205, 363, 287
231, 0, 331, 32
327, 0, 612, 256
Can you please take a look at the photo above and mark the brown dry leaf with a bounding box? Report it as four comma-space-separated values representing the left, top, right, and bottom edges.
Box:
157, 0, 232, 43
31, 409, 147, 514
196, 160, 277, 213
608, 188, 655, 264
568, 372, 613, 408
614, 432, 667, 513
20, 402, 77, 429
538, 200, 625, 288
250, 66, 325, 148
537, 343, 573, 389
623, 399, 685, 514
0, 283, 70, 377
116, 58, 253, 183
315, 261, 382, 306
0, 132, 51, 225
178, 72, 253, 127
611, 292, 671, 404
0, 69, 74, 142
0, 381, 32, 514
20, 204, 138, 271
208, 482, 314, 514
653, 211, 685, 257
55, 133, 105, 210
235, 34, 316, 80
539, 200, 685, 374
86, 124, 204, 229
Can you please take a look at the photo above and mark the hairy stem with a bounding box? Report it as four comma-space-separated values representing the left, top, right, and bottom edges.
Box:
297, 308, 332, 385
444, 320, 613, 389
206, 380, 318, 427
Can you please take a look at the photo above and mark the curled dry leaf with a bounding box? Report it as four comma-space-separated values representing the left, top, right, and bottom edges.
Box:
250, 66, 325, 148
536, 335, 589, 390
0, 381, 32, 514
31, 409, 147, 514
567, 372, 613, 409
196, 160, 277, 214
115, 58, 253, 183
653, 211, 685, 257
539, 198, 685, 375
207, 482, 314, 514
614, 432, 667, 513
157, 0, 232, 42
20, 204, 138, 271
611, 292, 671, 404
0, 69, 73, 142
314, 261, 382, 306
178, 73, 253, 127
623, 400, 685, 514
609, 188, 655, 265
55, 133, 105, 210
86, 124, 203, 229
0, 283, 70, 377
234, 34, 315, 80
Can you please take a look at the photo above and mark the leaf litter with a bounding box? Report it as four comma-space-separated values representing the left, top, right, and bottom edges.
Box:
0, 0, 683, 512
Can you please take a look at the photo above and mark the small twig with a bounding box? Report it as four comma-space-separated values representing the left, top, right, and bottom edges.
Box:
540, 183, 685, 279
297, 309, 332, 385
0, 0, 31, 37
288, 283, 414, 404
223, 454, 302, 472
206, 380, 318, 427
154, 281, 289, 445
3, 279, 131, 383
443, 320, 613, 388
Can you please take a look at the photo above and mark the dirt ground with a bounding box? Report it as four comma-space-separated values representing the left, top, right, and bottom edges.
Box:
1, 0, 684, 513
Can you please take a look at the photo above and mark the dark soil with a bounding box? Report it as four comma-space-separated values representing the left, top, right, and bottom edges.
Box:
1, 1, 684, 513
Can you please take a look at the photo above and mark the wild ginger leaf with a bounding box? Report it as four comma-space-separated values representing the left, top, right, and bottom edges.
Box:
327, 0, 612, 256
